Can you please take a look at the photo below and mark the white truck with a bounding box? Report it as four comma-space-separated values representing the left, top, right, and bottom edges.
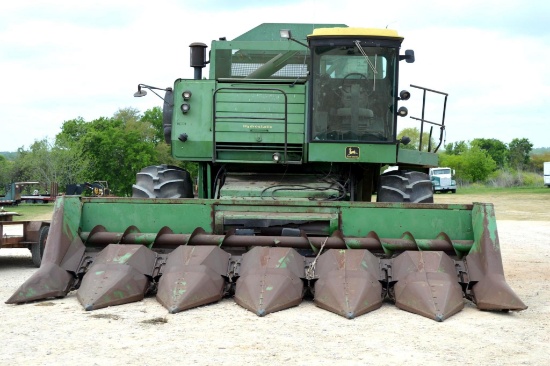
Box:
544, 162, 550, 187
429, 167, 457, 193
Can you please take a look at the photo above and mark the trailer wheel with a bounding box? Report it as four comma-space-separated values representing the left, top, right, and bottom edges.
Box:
31, 225, 49, 267
132, 164, 194, 198
377, 170, 434, 203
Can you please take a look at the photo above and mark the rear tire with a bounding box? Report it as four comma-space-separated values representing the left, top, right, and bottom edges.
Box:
132, 165, 194, 198
31, 225, 49, 267
377, 170, 434, 203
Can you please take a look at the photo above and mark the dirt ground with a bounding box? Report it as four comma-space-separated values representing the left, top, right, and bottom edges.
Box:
1, 194, 549, 365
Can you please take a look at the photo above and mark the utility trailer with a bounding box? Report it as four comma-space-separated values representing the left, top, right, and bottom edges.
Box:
0, 210, 50, 267
0, 182, 58, 205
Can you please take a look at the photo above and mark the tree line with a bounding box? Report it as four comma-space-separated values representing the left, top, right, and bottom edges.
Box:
1, 118, 548, 196
399, 127, 548, 186
0, 107, 195, 196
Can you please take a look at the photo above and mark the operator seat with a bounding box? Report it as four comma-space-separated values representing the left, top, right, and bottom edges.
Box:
337, 84, 374, 137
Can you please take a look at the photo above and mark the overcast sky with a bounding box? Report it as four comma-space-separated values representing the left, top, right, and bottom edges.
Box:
1, 0, 548, 151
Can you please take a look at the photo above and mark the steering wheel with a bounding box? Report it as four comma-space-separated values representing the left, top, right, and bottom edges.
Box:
343, 73, 368, 81
341, 73, 368, 93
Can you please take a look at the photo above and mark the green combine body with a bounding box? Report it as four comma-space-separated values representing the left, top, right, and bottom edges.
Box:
7, 23, 526, 321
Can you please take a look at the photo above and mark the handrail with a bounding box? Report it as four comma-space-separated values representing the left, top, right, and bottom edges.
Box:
212, 87, 289, 163
409, 84, 448, 153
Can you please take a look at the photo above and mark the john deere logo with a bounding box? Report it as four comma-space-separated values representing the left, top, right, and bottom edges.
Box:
346, 146, 360, 159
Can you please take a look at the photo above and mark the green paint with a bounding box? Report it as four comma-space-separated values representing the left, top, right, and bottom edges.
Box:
266, 286, 274, 291
309, 143, 397, 163
95, 271, 105, 275
172, 280, 188, 298
469, 203, 499, 255
277, 257, 289, 269
60, 196, 83, 241
24, 288, 37, 298
173, 288, 187, 298
345, 240, 361, 249
113, 290, 126, 299
361, 260, 368, 269
112, 252, 133, 264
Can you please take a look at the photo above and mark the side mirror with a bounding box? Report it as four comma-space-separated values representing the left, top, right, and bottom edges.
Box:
399, 49, 415, 63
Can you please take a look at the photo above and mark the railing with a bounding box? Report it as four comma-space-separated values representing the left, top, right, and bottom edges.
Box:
409, 84, 448, 153
212, 87, 290, 163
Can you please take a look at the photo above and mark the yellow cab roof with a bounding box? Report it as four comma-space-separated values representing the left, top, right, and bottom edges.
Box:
308, 27, 403, 40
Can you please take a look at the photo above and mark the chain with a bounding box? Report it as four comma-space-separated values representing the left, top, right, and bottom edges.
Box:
305, 236, 329, 280
227, 260, 239, 282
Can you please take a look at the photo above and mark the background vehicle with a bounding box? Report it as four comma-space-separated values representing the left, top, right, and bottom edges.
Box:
544, 162, 550, 187
8, 23, 526, 321
0, 209, 49, 267
65, 181, 112, 196
0, 182, 57, 205
429, 167, 457, 193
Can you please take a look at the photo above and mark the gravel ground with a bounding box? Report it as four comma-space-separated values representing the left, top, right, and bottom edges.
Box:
1, 217, 548, 365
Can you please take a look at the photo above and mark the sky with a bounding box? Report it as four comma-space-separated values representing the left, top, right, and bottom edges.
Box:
1, 0, 549, 151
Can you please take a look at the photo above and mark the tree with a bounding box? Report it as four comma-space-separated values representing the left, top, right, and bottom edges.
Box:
0, 155, 13, 193
7, 138, 88, 190
462, 146, 497, 182
7, 106, 197, 197
398, 127, 437, 151
439, 153, 465, 181
141, 106, 164, 145
508, 138, 533, 169
54, 108, 165, 196
77, 116, 158, 196
56, 117, 89, 146
471, 138, 508, 168
530, 152, 550, 172
444, 141, 468, 155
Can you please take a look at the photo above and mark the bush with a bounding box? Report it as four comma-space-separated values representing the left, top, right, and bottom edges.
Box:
488, 169, 544, 188
522, 171, 543, 187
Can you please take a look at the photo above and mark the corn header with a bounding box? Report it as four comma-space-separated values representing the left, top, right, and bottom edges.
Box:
7, 23, 526, 321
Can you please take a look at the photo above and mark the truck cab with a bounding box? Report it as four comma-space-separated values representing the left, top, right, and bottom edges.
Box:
429, 167, 456, 193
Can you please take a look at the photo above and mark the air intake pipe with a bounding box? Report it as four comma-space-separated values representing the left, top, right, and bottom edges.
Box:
190, 42, 208, 80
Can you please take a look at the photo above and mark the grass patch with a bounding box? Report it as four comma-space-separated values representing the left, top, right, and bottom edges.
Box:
3, 203, 55, 221
456, 185, 549, 195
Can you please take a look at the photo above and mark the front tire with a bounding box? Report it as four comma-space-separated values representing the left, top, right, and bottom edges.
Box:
377, 170, 434, 203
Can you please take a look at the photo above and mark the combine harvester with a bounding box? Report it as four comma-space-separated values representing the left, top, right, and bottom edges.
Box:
7, 24, 526, 321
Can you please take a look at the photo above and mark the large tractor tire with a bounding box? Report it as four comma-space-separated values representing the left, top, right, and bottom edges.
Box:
377, 170, 434, 203
132, 165, 194, 198
31, 225, 49, 267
